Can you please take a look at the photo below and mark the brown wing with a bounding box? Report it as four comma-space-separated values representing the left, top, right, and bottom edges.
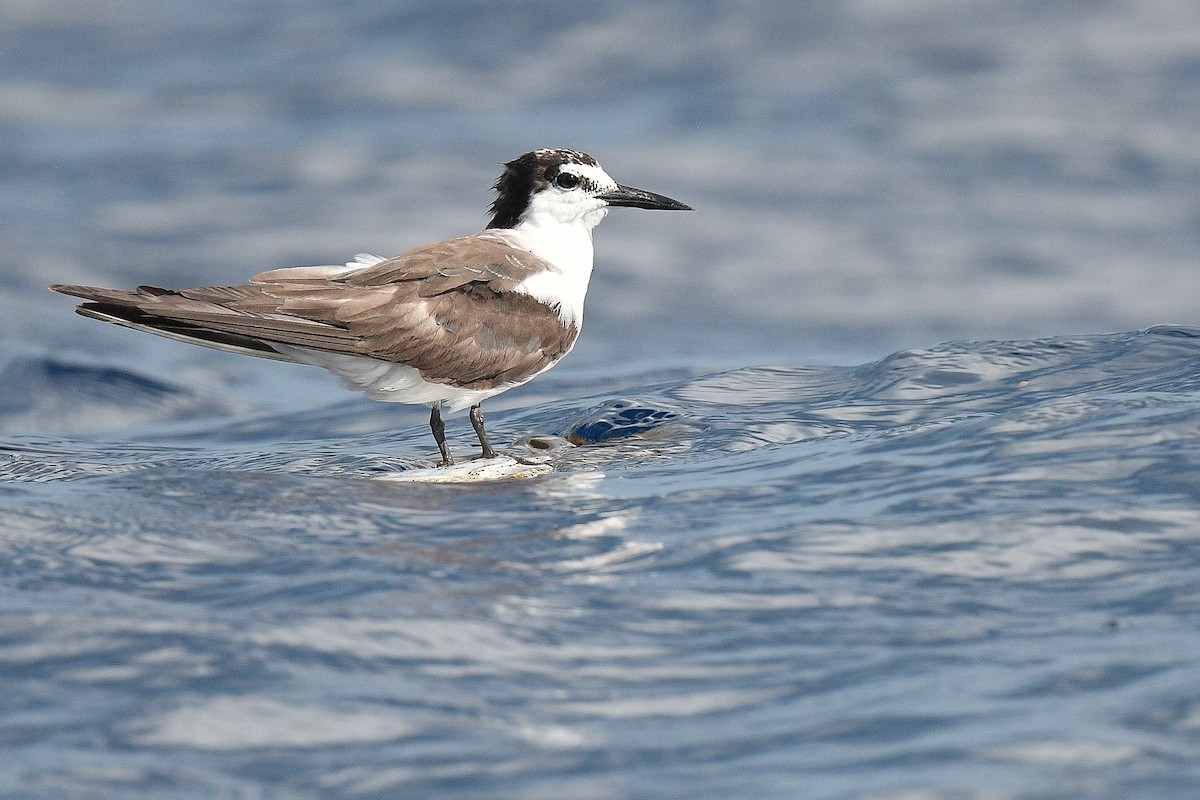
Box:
332, 234, 544, 296
50, 235, 578, 389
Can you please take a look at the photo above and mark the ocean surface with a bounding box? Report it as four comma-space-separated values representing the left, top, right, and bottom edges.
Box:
4, 2, 1200, 798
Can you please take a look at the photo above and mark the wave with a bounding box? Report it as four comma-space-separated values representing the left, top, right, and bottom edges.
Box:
4, 326, 1198, 484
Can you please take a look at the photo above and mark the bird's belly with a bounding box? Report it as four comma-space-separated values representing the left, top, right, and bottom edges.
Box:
274, 346, 506, 411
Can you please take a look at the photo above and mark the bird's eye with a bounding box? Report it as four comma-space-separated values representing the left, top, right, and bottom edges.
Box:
554, 171, 580, 189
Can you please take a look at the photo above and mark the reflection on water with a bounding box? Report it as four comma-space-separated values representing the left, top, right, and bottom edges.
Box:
5, 0, 1200, 793
3, 328, 1200, 797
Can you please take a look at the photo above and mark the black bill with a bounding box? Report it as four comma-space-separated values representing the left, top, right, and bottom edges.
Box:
598, 184, 692, 211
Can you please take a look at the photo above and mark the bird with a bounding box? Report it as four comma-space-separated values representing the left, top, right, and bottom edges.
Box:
51, 148, 692, 466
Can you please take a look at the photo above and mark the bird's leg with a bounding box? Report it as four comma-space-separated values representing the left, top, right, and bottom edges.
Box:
469, 403, 498, 459
430, 403, 454, 466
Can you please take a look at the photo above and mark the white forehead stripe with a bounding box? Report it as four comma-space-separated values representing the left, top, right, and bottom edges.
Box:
559, 162, 618, 193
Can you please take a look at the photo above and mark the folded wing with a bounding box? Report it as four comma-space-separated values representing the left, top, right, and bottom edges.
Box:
51, 235, 578, 390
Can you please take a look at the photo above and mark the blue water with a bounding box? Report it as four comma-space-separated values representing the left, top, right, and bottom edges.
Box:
6, 329, 1200, 798
5, 2, 1200, 798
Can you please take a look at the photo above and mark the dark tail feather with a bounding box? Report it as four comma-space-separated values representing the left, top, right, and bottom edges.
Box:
50, 284, 292, 362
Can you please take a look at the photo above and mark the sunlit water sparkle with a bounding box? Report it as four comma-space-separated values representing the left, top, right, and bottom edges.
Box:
3, 328, 1200, 798
5, 0, 1200, 796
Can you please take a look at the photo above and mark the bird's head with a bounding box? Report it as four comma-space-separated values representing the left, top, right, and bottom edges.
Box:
487, 148, 691, 232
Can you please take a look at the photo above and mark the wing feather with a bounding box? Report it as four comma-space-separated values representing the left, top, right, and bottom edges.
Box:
50, 233, 577, 390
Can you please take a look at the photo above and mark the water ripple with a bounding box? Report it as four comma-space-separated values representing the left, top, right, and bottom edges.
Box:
5, 327, 1200, 798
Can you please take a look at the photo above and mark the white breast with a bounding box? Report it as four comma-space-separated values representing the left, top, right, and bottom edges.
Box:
488, 219, 598, 328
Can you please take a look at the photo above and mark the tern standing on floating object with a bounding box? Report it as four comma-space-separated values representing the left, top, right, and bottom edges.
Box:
51, 148, 692, 465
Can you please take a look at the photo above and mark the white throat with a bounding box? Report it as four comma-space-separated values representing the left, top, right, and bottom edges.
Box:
489, 161, 621, 328
499, 205, 607, 329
